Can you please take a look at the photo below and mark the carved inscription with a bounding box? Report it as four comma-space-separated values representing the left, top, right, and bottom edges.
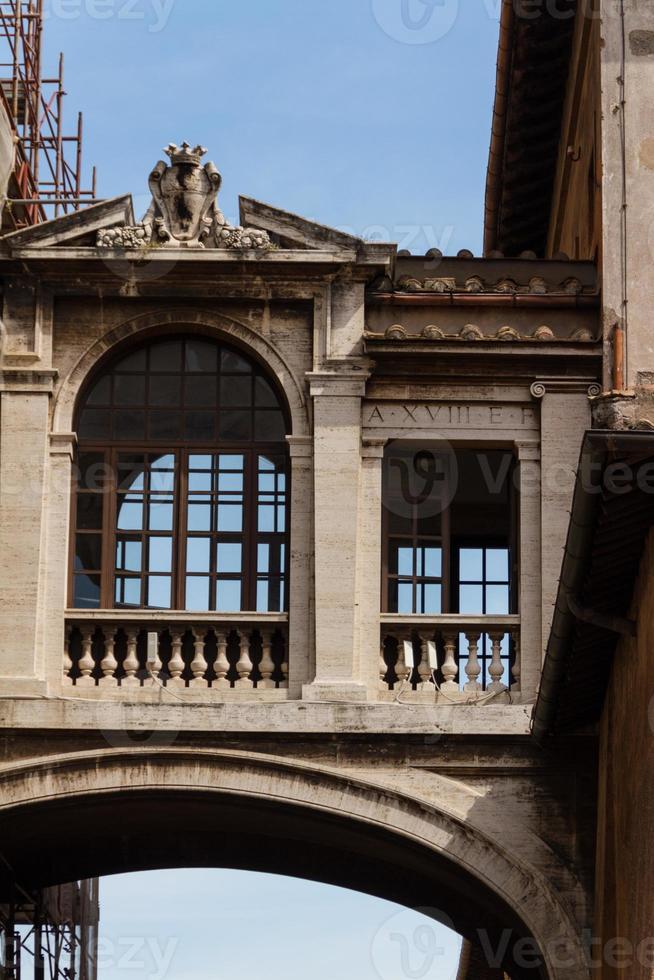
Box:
363, 403, 538, 430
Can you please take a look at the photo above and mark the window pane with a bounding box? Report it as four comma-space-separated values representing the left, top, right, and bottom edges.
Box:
397, 582, 414, 614
189, 454, 213, 470
147, 576, 172, 609
186, 537, 211, 574
150, 341, 182, 372
220, 376, 252, 407
77, 494, 103, 530
149, 411, 182, 441
486, 585, 509, 615
114, 375, 145, 406
487, 549, 509, 582
397, 547, 413, 577
423, 584, 442, 614
189, 471, 213, 493
117, 499, 143, 531
85, 376, 111, 406
218, 505, 243, 532
116, 539, 142, 573
216, 579, 242, 612
148, 501, 173, 531
77, 453, 108, 490
217, 543, 242, 574
219, 472, 243, 492
115, 349, 146, 372
188, 503, 212, 532
423, 547, 442, 578
460, 584, 484, 614
186, 340, 218, 373
149, 537, 173, 573
76, 534, 102, 572
150, 375, 181, 406
186, 576, 210, 611
220, 454, 245, 470
460, 549, 483, 582
258, 505, 274, 533
185, 377, 217, 407
115, 410, 146, 441
118, 455, 146, 491
184, 412, 216, 442
151, 454, 175, 470
221, 349, 251, 373
254, 376, 278, 408
149, 468, 175, 494
74, 573, 101, 609
115, 577, 141, 607
219, 411, 251, 441
78, 409, 110, 440
257, 543, 269, 573
256, 579, 269, 612
255, 411, 285, 441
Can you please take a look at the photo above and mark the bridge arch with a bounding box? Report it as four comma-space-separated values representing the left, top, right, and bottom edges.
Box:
0, 747, 588, 980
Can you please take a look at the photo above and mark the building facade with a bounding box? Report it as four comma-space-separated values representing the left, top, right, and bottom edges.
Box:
0, 2, 653, 978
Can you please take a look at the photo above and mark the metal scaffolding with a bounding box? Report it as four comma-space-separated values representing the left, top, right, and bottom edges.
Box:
0, 878, 98, 980
0, 0, 98, 228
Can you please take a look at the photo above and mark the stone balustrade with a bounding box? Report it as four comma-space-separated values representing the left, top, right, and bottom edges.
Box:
380, 614, 521, 701
64, 612, 289, 696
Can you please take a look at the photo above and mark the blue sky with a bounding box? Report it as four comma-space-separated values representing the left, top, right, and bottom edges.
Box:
42, 0, 501, 254
39, 3, 499, 972
99, 870, 463, 980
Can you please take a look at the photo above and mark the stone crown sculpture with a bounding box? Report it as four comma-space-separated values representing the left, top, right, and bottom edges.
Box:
97, 141, 271, 250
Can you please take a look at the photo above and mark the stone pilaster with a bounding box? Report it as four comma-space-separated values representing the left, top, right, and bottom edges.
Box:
357, 438, 386, 696
303, 371, 369, 701
0, 375, 54, 694
515, 440, 542, 699
286, 435, 313, 699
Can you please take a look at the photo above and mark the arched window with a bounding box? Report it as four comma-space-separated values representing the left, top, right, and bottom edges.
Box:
71, 336, 289, 613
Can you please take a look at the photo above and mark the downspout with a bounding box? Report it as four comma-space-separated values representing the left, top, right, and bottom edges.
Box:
483, 0, 515, 256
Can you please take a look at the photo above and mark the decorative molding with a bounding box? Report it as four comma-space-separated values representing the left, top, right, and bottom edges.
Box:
308, 371, 369, 399
96, 143, 272, 252
530, 380, 600, 400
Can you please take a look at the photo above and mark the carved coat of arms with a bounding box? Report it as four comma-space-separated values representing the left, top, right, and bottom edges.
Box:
97, 142, 271, 250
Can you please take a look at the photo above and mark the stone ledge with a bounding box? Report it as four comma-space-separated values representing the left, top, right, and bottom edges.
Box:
0, 697, 533, 736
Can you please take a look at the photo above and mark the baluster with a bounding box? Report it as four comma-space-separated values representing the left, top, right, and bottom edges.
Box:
488, 632, 508, 694
259, 630, 275, 690
236, 630, 254, 689
395, 636, 411, 687
147, 631, 162, 682
213, 631, 230, 688
441, 633, 459, 693
511, 634, 521, 691
464, 632, 482, 694
122, 629, 141, 688
380, 635, 389, 689
168, 629, 185, 686
190, 627, 209, 687
63, 628, 74, 686
77, 627, 95, 687
99, 627, 118, 686
280, 639, 289, 690
418, 635, 435, 691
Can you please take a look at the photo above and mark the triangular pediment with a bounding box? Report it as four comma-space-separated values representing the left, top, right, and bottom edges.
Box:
1, 195, 134, 248
239, 197, 362, 251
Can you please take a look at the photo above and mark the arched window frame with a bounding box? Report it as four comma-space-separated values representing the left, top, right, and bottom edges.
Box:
69, 334, 291, 614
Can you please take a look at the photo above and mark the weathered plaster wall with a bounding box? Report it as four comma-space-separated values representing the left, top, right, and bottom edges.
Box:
594, 530, 654, 976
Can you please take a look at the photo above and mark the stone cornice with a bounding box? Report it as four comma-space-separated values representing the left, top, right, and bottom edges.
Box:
308, 370, 369, 398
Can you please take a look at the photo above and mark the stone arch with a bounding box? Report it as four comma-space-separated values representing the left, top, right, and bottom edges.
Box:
52, 309, 309, 438
0, 747, 588, 980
